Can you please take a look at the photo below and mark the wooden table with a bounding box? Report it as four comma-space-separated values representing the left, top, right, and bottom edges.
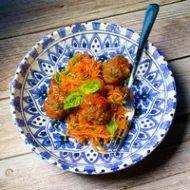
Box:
0, 1, 190, 189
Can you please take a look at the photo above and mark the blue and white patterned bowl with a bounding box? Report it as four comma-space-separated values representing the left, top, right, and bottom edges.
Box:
10, 22, 176, 175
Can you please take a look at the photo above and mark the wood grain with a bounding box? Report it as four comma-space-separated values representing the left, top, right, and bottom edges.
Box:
169, 57, 190, 114
129, 171, 190, 190
1, 96, 190, 160
0, 1, 190, 100
0, 139, 189, 190
0, 99, 31, 160
0, 0, 183, 39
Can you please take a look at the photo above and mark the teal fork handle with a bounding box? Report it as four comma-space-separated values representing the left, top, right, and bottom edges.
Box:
136, 4, 159, 62
128, 4, 159, 91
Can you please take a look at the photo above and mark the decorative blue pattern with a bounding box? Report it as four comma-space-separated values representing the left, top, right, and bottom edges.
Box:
10, 22, 176, 175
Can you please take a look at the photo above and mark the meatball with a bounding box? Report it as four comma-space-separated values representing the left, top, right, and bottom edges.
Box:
102, 55, 130, 85
43, 79, 65, 120
80, 93, 111, 125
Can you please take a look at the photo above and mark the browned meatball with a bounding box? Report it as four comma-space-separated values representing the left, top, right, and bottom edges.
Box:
102, 55, 130, 85
43, 80, 65, 120
80, 93, 111, 125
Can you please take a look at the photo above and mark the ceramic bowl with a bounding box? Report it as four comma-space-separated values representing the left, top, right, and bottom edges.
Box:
10, 22, 176, 174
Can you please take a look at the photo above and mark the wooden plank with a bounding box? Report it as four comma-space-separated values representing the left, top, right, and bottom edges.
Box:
0, 32, 47, 100
0, 139, 189, 190
158, 114, 190, 149
0, 0, 183, 39
0, 99, 31, 160
169, 57, 190, 115
129, 171, 190, 190
0, 1, 190, 100
1, 97, 190, 160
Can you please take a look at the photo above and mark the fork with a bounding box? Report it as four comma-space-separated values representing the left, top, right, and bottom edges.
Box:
109, 3, 159, 152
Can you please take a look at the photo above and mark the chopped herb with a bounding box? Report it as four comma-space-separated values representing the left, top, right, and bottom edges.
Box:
71, 120, 77, 131
74, 53, 84, 61
53, 123, 59, 131
53, 73, 61, 86
92, 128, 96, 132
118, 55, 125, 60
110, 69, 118, 77
73, 125, 77, 131
124, 77, 130, 85
53, 125, 57, 131
75, 55, 80, 61
81, 76, 85, 81
68, 72, 76, 78
111, 99, 120, 105
71, 119, 76, 125
71, 58, 76, 66
61, 69, 69, 75
54, 103, 61, 110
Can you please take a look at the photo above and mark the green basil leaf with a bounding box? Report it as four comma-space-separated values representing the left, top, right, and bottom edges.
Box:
106, 118, 118, 139
53, 73, 61, 86
64, 92, 82, 110
68, 72, 76, 78
79, 80, 100, 95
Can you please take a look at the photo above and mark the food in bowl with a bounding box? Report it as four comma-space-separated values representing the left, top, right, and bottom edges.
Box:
43, 53, 131, 152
